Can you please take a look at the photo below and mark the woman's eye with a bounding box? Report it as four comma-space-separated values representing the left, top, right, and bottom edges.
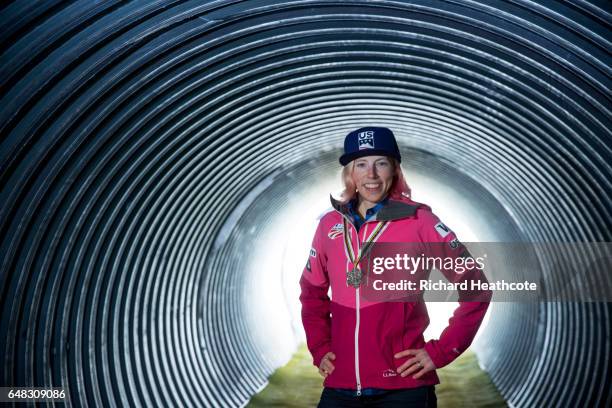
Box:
377, 162, 389, 167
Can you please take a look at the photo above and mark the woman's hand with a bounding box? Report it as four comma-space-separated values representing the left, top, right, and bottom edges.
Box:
394, 348, 435, 379
318, 352, 336, 378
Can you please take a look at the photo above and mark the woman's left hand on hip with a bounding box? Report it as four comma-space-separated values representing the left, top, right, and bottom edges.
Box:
394, 348, 436, 379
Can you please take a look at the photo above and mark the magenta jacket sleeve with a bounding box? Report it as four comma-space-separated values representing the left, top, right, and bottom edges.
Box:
417, 209, 492, 369
299, 219, 332, 368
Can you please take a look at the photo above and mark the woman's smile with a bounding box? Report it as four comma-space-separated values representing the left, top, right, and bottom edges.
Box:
361, 182, 384, 198
363, 183, 382, 189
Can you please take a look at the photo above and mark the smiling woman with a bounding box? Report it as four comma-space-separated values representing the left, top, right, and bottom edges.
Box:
299, 127, 492, 408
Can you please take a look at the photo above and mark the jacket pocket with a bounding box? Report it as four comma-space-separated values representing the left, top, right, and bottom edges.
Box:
402, 301, 428, 350
329, 302, 353, 383
402, 302, 410, 351
388, 302, 412, 369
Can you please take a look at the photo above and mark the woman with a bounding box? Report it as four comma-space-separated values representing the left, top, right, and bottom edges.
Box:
299, 127, 492, 408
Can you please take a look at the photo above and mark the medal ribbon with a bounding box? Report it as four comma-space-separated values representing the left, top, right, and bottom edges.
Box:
343, 218, 388, 286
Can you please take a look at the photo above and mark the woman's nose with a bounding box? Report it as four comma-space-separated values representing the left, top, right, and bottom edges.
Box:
367, 164, 377, 177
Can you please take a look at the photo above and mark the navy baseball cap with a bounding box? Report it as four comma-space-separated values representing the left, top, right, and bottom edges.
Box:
339, 126, 401, 166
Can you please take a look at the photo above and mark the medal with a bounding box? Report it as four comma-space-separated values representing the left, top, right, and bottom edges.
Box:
346, 266, 362, 288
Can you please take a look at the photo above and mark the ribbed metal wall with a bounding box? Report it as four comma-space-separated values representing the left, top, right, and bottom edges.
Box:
1, 1, 610, 407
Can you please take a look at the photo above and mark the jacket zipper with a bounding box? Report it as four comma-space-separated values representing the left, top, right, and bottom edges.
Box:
355, 286, 361, 396
340, 214, 374, 397
354, 222, 368, 397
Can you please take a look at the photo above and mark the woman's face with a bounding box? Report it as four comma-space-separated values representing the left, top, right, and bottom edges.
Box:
351, 155, 395, 205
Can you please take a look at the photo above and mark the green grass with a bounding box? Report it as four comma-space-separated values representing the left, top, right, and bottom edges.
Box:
435, 349, 507, 408
247, 344, 506, 408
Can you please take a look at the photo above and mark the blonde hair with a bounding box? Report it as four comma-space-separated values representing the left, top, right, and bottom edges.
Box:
338, 157, 411, 203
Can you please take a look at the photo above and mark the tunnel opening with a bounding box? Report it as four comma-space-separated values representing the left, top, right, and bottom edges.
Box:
205, 146, 523, 401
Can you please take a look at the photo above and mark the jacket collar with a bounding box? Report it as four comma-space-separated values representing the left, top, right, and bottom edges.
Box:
330, 194, 420, 222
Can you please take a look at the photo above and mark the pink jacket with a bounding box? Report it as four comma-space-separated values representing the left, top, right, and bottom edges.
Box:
299, 195, 491, 392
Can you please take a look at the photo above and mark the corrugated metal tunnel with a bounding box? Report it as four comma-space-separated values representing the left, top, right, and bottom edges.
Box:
1, 1, 610, 407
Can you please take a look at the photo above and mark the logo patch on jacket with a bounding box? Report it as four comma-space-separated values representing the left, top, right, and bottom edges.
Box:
382, 369, 398, 378
309, 248, 317, 258
328, 223, 344, 239
434, 221, 450, 238
449, 237, 460, 249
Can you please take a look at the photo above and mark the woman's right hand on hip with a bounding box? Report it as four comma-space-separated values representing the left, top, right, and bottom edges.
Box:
318, 352, 336, 378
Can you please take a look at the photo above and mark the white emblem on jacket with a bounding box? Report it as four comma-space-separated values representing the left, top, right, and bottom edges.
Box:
434, 221, 450, 238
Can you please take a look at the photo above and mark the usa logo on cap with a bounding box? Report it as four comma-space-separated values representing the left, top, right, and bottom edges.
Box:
358, 131, 374, 150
